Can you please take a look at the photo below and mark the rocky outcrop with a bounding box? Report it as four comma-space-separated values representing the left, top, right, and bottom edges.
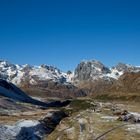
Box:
74, 60, 111, 83
113, 63, 140, 73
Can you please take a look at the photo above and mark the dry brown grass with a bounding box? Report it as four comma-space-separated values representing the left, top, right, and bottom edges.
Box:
0, 109, 55, 124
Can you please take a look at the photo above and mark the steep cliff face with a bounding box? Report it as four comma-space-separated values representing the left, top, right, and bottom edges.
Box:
74, 60, 111, 83
73, 60, 140, 84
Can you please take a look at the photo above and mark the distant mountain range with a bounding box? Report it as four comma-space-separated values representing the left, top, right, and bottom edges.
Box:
0, 60, 139, 84
0, 60, 70, 85
0, 60, 140, 98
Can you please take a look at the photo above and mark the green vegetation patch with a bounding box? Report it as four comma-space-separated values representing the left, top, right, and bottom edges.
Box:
61, 99, 94, 115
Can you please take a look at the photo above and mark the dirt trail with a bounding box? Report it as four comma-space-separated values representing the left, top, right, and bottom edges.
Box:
94, 123, 127, 140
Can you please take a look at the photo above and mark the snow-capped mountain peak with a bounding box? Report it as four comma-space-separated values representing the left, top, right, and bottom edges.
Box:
0, 60, 140, 85
0, 60, 68, 85
73, 60, 140, 83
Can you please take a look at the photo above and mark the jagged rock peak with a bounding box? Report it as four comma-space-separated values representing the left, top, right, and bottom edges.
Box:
74, 60, 111, 82
112, 62, 140, 72
77, 60, 110, 72
0, 60, 68, 85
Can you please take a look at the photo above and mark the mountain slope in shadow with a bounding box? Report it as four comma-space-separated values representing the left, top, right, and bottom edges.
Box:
0, 79, 71, 108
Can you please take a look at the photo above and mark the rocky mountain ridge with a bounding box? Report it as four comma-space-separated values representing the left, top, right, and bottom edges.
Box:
0, 60, 86, 98
74, 60, 140, 96
0, 60, 140, 97
74, 60, 140, 84
0, 60, 139, 85
0, 60, 70, 85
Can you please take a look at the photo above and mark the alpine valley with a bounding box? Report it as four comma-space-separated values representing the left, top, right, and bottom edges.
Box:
0, 60, 140, 140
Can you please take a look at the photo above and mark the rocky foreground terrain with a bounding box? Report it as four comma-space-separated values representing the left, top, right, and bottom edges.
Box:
0, 59, 140, 140
47, 99, 140, 140
0, 96, 68, 140
0, 79, 70, 140
1, 94, 140, 140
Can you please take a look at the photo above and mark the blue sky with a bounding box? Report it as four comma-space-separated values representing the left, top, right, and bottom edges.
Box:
0, 0, 140, 71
